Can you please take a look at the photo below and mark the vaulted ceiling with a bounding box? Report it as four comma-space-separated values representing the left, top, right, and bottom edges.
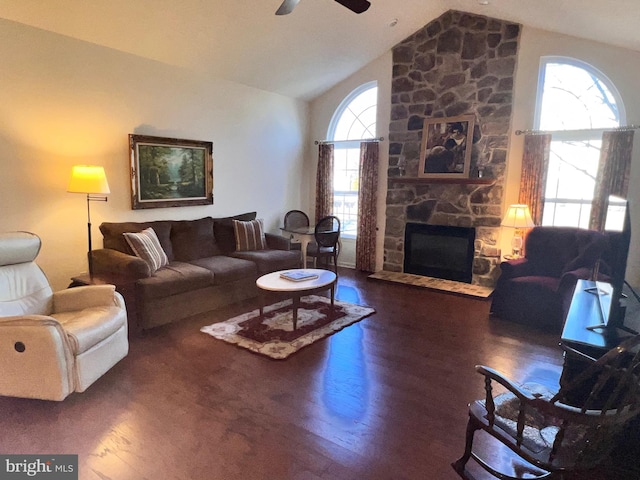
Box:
0, 0, 636, 100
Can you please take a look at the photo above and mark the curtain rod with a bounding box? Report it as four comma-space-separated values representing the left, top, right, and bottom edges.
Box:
515, 125, 640, 135
314, 137, 384, 145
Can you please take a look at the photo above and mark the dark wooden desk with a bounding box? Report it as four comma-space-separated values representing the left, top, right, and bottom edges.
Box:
561, 279, 620, 355
560, 279, 634, 386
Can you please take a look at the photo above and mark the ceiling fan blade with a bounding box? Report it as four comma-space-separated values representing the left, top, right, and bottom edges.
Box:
276, 0, 301, 15
334, 0, 371, 14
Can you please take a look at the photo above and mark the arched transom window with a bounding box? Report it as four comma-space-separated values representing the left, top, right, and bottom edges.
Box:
535, 57, 625, 227
327, 82, 377, 237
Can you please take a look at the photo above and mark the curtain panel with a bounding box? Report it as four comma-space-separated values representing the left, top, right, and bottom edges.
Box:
589, 130, 634, 231
315, 143, 334, 222
518, 134, 551, 226
355, 141, 379, 272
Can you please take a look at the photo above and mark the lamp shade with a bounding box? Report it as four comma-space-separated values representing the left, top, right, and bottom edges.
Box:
68, 165, 110, 194
501, 204, 535, 228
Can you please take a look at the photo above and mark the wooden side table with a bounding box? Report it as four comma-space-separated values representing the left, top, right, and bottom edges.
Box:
70, 273, 139, 336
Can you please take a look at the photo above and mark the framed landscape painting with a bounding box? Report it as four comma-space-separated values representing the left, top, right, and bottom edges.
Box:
418, 115, 475, 179
129, 134, 213, 210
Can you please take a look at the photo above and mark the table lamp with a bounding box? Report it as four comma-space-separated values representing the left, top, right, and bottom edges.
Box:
501, 204, 534, 257
68, 165, 110, 276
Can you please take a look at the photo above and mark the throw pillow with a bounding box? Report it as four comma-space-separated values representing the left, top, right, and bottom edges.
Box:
213, 212, 257, 253
123, 227, 169, 273
101, 221, 174, 260
233, 219, 267, 252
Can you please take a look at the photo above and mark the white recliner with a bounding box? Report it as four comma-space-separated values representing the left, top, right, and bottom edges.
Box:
0, 231, 128, 401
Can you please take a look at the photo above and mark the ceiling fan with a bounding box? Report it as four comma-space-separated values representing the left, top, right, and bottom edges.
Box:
276, 0, 371, 15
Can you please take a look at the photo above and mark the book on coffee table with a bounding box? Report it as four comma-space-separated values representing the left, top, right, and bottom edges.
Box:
280, 270, 319, 282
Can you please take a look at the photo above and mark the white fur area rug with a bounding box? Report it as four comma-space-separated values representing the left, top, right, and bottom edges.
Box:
200, 295, 375, 360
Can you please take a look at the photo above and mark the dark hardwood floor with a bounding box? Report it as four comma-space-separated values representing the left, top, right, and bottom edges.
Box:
0, 269, 637, 479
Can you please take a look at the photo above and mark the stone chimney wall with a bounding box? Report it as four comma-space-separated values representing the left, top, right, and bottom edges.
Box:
384, 10, 521, 286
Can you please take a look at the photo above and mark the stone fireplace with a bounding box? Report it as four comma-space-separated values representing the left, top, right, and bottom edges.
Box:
383, 10, 521, 287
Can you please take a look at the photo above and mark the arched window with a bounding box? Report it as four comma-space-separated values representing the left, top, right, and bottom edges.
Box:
327, 82, 377, 237
535, 57, 625, 227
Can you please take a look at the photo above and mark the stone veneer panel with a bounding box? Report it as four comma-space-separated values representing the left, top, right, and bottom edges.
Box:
384, 10, 521, 287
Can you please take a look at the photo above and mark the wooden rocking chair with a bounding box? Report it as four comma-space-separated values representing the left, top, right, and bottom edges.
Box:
452, 334, 640, 479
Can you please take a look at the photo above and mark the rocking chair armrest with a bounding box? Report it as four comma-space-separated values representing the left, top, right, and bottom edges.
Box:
476, 366, 626, 426
475, 365, 537, 401
528, 397, 633, 425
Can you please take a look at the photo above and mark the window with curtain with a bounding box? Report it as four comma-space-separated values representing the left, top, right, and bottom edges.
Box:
535, 57, 625, 227
327, 82, 377, 238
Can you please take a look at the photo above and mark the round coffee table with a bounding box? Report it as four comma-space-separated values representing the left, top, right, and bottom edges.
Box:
256, 269, 337, 330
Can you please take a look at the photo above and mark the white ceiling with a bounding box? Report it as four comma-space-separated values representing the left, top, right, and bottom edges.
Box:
0, 0, 636, 101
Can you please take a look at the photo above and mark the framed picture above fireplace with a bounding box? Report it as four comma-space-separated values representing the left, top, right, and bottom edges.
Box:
418, 115, 474, 179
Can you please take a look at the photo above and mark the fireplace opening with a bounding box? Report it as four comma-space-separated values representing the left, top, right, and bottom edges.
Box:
404, 223, 476, 283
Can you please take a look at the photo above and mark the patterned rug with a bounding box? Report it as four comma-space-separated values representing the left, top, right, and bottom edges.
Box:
200, 295, 375, 360
368, 270, 494, 298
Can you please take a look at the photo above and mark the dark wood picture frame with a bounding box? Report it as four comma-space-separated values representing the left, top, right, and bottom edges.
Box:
418, 115, 475, 179
129, 134, 213, 210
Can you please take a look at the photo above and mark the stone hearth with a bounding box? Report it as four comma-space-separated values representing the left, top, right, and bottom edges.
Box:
383, 10, 520, 287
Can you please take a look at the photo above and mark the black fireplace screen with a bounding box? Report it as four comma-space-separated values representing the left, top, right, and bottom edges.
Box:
404, 223, 476, 283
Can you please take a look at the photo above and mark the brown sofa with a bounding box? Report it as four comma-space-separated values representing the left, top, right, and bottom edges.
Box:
91, 212, 301, 330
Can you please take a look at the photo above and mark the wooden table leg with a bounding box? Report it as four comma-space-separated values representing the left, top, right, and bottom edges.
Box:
330, 282, 335, 308
259, 291, 265, 318
292, 294, 300, 330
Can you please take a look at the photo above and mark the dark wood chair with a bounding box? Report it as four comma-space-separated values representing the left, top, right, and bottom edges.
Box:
284, 210, 310, 230
283, 210, 310, 252
306, 215, 340, 273
452, 334, 640, 479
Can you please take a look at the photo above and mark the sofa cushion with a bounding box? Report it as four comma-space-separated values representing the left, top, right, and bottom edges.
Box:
171, 217, 221, 261
123, 227, 169, 273
100, 221, 174, 261
232, 249, 301, 275
136, 262, 213, 301
233, 219, 267, 252
213, 212, 257, 254
189, 256, 257, 286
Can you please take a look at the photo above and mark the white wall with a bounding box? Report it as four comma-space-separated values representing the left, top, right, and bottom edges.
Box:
0, 18, 308, 290
508, 26, 640, 287
308, 52, 392, 270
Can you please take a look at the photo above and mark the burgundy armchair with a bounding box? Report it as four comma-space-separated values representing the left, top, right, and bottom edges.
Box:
491, 227, 613, 331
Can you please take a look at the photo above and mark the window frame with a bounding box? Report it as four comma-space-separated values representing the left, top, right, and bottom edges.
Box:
534, 56, 626, 227
327, 81, 378, 239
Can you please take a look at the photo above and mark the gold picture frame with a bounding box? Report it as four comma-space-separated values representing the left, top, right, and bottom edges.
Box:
129, 134, 213, 210
418, 115, 475, 178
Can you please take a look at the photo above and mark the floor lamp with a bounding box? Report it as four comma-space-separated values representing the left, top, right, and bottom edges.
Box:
501, 204, 534, 257
68, 165, 110, 277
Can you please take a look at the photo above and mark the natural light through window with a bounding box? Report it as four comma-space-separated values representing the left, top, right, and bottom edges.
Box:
328, 82, 377, 237
536, 58, 624, 227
